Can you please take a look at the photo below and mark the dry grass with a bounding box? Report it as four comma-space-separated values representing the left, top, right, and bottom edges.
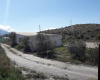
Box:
0, 46, 25, 80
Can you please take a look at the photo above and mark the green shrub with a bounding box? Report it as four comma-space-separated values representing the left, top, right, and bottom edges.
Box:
11, 42, 17, 47
25, 74, 32, 79
22, 36, 31, 53
96, 34, 100, 40
9, 32, 17, 47
0, 75, 3, 80
25, 71, 47, 79
16, 44, 24, 50
33, 72, 47, 79
46, 50, 55, 59
86, 47, 99, 65
67, 41, 86, 62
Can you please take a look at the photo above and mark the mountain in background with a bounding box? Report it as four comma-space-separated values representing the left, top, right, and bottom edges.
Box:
41, 24, 100, 41
0, 29, 9, 36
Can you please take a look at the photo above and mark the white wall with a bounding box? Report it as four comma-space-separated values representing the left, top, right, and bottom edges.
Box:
16, 33, 62, 51
49, 36, 62, 47
16, 34, 25, 44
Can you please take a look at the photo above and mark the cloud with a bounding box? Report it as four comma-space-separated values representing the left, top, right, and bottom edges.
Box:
0, 25, 14, 32
44, 27, 56, 31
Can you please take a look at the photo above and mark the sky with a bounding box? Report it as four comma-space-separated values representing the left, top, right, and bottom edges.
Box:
0, 0, 100, 32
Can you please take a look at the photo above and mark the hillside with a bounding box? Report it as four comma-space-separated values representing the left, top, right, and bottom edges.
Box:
0, 29, 9, 36
41, 24, 100, 41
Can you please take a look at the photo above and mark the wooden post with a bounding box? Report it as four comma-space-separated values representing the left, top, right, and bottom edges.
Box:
98, 44, 100, 80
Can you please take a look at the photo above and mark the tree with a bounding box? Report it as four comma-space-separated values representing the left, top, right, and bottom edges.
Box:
96, 34, 100, 40
9, 32, 17, 47
22, 36, 31, 53
68, 41, 86, 62
35, 33, 55, 57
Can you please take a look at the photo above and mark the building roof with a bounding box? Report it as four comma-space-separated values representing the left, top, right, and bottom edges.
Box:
16, 32, 37, 36
16, 32, 61, 37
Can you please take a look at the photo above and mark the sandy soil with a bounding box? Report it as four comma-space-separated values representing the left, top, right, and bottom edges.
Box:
85, 42, 99, 48
1, 43, 98, 80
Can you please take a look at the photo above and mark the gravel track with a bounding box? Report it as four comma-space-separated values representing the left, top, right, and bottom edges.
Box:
1, 43, 98, 80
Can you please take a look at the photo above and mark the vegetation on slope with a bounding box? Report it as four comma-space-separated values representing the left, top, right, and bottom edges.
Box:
0, 45, 25, 80
41, 24, 100, 42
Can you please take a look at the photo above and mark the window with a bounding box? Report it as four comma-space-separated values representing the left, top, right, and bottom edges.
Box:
19, 37, 22, 42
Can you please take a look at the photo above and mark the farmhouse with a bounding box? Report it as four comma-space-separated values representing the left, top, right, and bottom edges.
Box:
16, 32, 62, 51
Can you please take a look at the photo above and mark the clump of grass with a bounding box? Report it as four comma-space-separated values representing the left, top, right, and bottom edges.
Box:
87, 78, 98, 80
25, 70, 47, 79
6, 46, 10, 49
6, 46, 18, 55
33, 72, 47, 79
15, 44, 24, 50
52, 75, 69, 80
9, 49, 17, 54
30, 70, 36, 73
52, 46, 83, 64
25, 73, 33, 79
54, 47, 77, 63
19, 67, 29, 72
0, 46, 25, 80
12, 61, 16, 65
18, 67, 47, 80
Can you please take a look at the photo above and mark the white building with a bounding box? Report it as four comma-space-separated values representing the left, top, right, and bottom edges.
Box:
16, 32, 62, 51
2, 37, 10, 40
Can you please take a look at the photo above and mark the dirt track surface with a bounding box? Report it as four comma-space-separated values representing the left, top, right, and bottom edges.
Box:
1, 43, 98, 80
86, 42, 99, 48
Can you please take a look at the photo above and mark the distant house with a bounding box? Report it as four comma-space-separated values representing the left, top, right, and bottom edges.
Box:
2, 37, 10, 40
0, 38, 3, 42
16, 32, 62, 51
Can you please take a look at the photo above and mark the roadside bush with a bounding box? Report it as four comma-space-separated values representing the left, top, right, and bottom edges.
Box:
9, 32, 17, 47
46, 50, 55, 59
22, 36, 31, 53
96, 34, 100, 40
67, 41, 86, 62
33, 72, 47, 79
86, 47, 98, 65
0, 76, 3, 80
11, 42, 17, 47
0, 47, 25, 80
16, 44, 24, 50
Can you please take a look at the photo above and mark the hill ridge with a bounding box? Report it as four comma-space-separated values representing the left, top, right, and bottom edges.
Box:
41, 24, 100, 41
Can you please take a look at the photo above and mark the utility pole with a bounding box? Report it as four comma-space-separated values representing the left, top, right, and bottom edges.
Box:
98, 44, 100, 80
39, 25, 41, 33
69, 19, 72, 26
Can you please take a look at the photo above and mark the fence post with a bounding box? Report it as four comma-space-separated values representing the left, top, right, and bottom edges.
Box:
98, 44, 100, 80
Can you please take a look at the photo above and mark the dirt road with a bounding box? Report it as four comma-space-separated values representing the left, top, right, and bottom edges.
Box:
86, 42, 99, 48
1, 43, 98, 80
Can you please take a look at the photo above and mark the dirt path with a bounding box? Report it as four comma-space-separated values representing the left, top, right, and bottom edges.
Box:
1, 43, 98, 80
86, 42, 99, 48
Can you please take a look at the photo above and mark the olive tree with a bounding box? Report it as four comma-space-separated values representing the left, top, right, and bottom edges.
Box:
9, 32, 17, 47
22, 36, 31, 53
35, 33, 55, 57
